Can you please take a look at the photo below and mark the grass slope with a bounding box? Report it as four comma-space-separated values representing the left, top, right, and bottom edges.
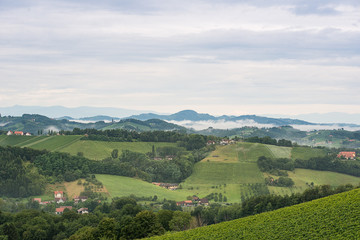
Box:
291, 146, 327, 160
61, 141, 177, 160
148, 188, 360, 240
180, 143, 270, 202
265, 144, 292, 158
268, 169, 360, 195
95, 174, 193, 201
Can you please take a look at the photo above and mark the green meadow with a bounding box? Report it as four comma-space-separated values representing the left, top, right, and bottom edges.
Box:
291, 146, 327, 160
267, 168, 360, 195
95, 174, 193, 201
265, 144, 292, 158
61, 140, 177, 160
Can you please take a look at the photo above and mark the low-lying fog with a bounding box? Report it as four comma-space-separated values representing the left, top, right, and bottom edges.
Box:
168, 120, 360, 132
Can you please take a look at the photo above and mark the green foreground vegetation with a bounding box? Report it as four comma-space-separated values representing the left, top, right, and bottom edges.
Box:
147, 188, 360, 240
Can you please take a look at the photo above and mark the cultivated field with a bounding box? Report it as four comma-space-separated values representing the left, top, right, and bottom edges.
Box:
148, 189, 360, 239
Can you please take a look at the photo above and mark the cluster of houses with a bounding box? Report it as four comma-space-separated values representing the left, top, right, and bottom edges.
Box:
176, 196, 209, 207
152, 182, 179, 190
33, 191, 89, 215
6, 130, 31, 136
337, 151, 357, 160
153, 155, 175, 161
207, 139, 237, 146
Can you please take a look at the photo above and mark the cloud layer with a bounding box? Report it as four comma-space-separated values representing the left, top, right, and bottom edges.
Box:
0, 0, 359, 116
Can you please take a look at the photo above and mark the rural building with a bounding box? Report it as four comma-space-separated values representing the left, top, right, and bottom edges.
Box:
54, 191, 64, 198
77, 208, 89, 214
33, 198, 51, 205
55, 206, 72, 215
6, 131, 13, 135
152, 182, 179, 190
198, 198, 209, 206
337, 152, 356, 160
55, 197, 66, 204
14, 131, 24, 135
74, 196, 88, 204
176, 200, 193, 207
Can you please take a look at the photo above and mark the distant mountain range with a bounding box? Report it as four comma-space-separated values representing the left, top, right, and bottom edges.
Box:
127, 110, 313, 126
1, 113, 359, 148
1, 106, 360, 129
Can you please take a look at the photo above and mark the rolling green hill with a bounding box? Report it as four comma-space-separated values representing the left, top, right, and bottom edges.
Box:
147, 188, 360, 240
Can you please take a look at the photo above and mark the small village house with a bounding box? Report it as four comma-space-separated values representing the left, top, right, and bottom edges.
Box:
55, 206, 72, 215
77, 208, 89, 214
337, 151, 356, 160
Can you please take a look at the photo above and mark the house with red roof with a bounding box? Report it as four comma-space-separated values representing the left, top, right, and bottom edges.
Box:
337, 151, 356, 160
14, 131, 24, 136
54, 191, 64, 198
55, 206, 72, 215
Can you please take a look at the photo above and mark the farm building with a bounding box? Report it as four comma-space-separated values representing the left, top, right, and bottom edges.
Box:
337, 151, 356, 160
55, 206, 72, 215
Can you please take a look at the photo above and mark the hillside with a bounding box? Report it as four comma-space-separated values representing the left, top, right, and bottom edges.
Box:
147, 188, 360, 239
0, 114, 185, 134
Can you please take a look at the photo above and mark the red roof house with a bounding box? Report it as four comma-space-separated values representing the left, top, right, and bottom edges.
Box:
54, 191, 64, 198
337, 152, 356, 160
55, 206, 72, 214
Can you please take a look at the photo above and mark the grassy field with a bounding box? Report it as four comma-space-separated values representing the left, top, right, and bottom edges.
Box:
148, 189, 360, 240
267, 168, 360, 195
182, 143, 268, 202
61, 141, 177, 160
237, 143, 273, 162
0, 135, 178, 160
27, 135, 83, 151
265, 144, 292, 158
95, 174, 193, 201
291, 146, 327, 160
0, 135, 36, 146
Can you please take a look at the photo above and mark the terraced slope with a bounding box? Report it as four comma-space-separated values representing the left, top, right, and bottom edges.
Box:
148, 188, 360, 240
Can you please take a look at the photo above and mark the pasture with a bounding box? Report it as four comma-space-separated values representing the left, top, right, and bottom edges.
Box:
95, 174, 193, 201
265, 144, 292, 158
61, 141, 177, 160
291, 146, 327, 160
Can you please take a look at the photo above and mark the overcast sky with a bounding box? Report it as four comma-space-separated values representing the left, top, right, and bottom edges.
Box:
0, 0, 359, 116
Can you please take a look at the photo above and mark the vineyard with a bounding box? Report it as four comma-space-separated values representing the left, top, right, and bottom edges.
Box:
147, 188, 360, 239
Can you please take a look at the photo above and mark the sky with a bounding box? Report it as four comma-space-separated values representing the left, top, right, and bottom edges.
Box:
0, 0, 360, 117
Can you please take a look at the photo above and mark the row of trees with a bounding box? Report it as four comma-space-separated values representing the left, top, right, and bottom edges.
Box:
62, 128, 218, 151
245, 136, 293, 147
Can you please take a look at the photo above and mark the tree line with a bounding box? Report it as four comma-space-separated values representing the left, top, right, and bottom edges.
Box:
61, 128, 219, 151
244, 136, 293, 147
257, 154, 360, 178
